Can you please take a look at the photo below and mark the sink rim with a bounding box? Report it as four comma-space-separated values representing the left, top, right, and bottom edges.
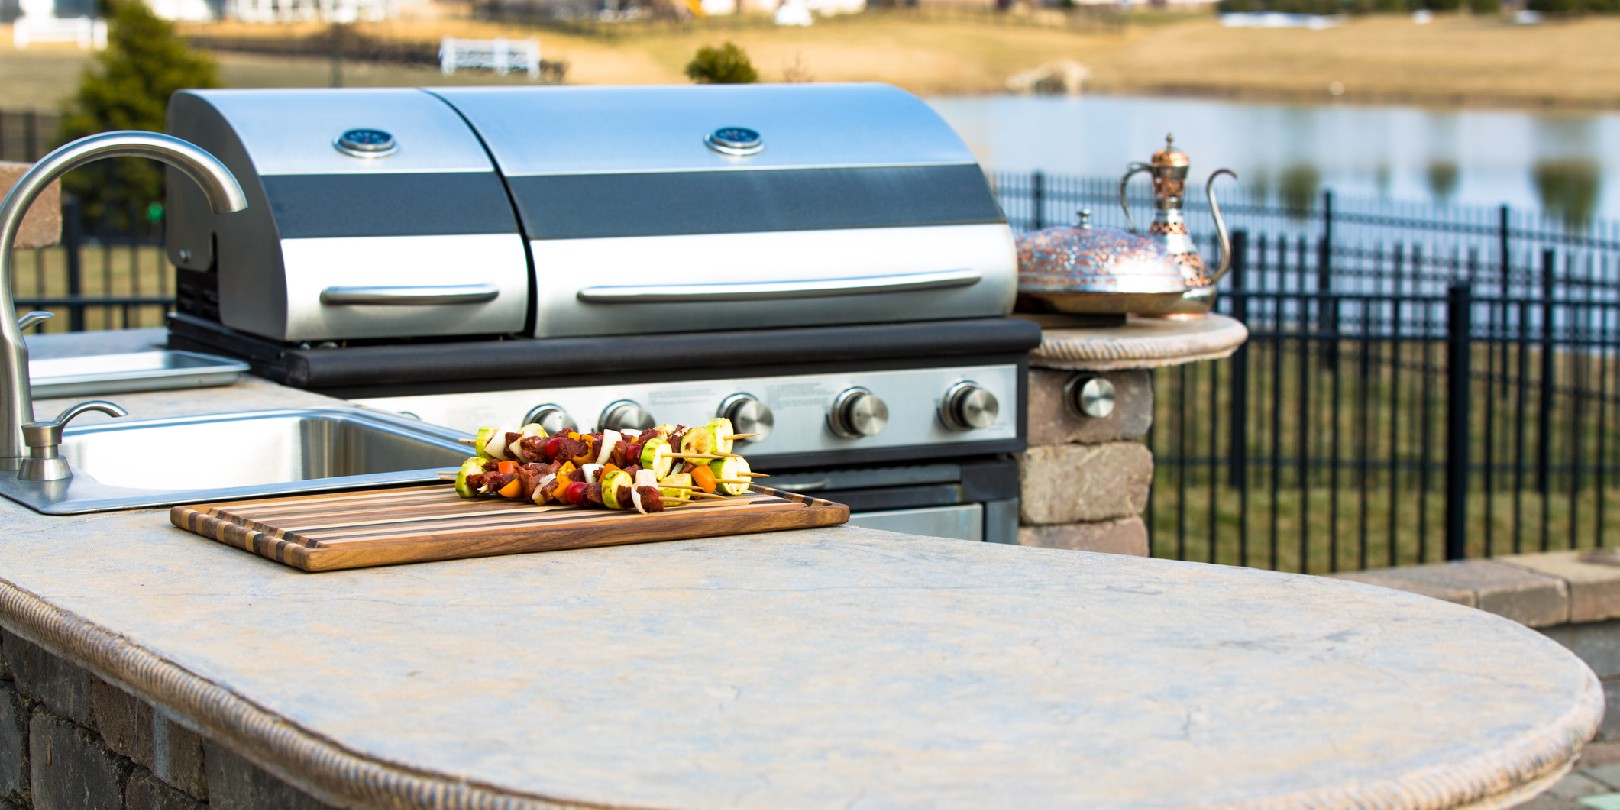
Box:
0, 407, 473, 515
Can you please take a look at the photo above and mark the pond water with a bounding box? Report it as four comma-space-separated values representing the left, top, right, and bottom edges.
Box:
925, 94, 1620, 228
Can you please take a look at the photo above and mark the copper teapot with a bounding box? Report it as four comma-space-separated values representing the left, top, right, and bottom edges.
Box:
1120, 134, 1236, 317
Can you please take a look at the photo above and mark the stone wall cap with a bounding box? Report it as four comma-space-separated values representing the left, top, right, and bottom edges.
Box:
0, 161, 62, 250
1022, 312, 1248, 370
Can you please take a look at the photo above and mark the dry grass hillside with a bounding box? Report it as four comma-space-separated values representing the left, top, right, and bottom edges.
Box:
2, 12, 1618, 109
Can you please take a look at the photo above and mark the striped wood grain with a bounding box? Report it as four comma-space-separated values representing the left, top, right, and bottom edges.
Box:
170, 485, 849, 572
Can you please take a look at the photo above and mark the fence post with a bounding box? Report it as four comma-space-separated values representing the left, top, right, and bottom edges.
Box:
63, 198, 85, 333
1498, 204, 1511, 295
1317, 190, 1338, 368
1446, 282, 1472, 561
1317, 189, 1333, 289
1498, 204, 1511, 399
1537, 248, 1555, 495
23, 109, 37, 162
1030, 170, 1045, 231
1226, 229, 1250, 489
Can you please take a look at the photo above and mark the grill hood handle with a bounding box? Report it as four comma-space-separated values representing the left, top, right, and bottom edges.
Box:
576, 268, 980, 304
320, 284, 501, 306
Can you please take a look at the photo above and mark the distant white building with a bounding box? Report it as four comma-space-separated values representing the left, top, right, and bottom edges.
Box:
147, 0, 216, 20
220, 0, 410, 22
10, 0, 106, 47
698, 0, 862, 15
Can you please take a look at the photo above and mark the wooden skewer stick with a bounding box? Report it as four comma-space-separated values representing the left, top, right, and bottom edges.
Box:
730, 434, 760, 441
660, 486, 729, 496
457, 438, 478, 445
667, 453, 721, 460
652, 484, 732, 497
738, 472, 769, 478
715, 480, 752, 485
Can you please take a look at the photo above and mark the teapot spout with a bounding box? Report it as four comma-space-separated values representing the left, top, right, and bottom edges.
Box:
1206, 168, 1238, 284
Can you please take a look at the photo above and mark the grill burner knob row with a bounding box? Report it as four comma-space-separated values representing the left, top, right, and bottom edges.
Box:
828, 387, 888, 439
718, 394, 774, 444
522, 404, 573, 435
599, 399, 656, 433
940, 381, 999, 431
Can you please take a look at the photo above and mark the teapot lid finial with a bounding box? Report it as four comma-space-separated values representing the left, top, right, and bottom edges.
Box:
1076, 208, 1091, 229
1151, 133, 1190, 168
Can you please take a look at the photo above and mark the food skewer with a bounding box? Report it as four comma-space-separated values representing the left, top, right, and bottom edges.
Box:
449, 417, 763, 512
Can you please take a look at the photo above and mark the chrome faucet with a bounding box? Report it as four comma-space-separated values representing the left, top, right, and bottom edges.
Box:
0, 131, 248, 470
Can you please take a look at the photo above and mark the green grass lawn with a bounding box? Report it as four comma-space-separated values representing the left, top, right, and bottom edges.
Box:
1148, 340, 1620, 574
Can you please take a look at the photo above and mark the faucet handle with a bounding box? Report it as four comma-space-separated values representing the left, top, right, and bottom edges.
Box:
17, 311, 52, 332
19, 400, 128, 482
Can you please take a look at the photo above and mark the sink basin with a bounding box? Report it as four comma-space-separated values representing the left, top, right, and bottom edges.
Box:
0, 408, 472, 514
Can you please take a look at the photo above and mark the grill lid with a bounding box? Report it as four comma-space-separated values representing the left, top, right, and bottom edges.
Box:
168, 84, 1016, 344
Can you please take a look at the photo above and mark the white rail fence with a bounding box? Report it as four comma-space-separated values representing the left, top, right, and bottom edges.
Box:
438, 37, 541, 78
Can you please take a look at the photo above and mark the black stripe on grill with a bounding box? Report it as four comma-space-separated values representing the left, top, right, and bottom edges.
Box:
261, 172, 519, 238
507, 164, 1006, 240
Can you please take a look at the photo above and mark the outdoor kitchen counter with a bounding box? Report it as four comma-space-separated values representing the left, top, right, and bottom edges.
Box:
0, 331, 1603, 809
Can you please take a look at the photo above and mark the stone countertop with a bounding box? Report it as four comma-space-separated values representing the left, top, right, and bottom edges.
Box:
1020, 312, 1249, 371
0, 329, 1603, 809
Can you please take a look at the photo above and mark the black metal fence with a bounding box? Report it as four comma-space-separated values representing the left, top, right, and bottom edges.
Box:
993, 170, 1620, 574
7, 198, 172, 333
0, 109, 61, 163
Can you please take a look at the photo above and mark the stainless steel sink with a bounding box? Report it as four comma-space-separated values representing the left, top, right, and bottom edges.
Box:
0, 408, 472, 514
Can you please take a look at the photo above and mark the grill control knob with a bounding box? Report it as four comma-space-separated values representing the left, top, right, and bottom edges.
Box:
599, 400, 656, 433
718, 394, 774, 444
940, 381, 999, 431
829, 387, 888, 439
523, 404, 573, 435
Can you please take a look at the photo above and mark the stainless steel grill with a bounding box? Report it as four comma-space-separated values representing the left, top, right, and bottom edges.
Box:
164, 83, 1038, 542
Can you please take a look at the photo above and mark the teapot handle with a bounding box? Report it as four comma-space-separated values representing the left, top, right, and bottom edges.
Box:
1206, 168, 1239, 284
1118, 162, 1152, 234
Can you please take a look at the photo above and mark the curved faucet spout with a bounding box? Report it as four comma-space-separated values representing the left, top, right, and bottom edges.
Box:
0, 131, 247, 469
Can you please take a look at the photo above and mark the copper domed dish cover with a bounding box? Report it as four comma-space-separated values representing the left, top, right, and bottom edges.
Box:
1015, 209, 1188, 315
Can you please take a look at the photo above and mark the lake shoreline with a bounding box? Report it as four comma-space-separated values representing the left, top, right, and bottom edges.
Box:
1070, 83, 1620, 117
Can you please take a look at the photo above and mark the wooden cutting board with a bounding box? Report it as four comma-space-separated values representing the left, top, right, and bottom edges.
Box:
171, 485, 849, 572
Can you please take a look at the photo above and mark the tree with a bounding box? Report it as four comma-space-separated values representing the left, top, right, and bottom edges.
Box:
58, 0, 220, 230
685, 42, 759, 84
